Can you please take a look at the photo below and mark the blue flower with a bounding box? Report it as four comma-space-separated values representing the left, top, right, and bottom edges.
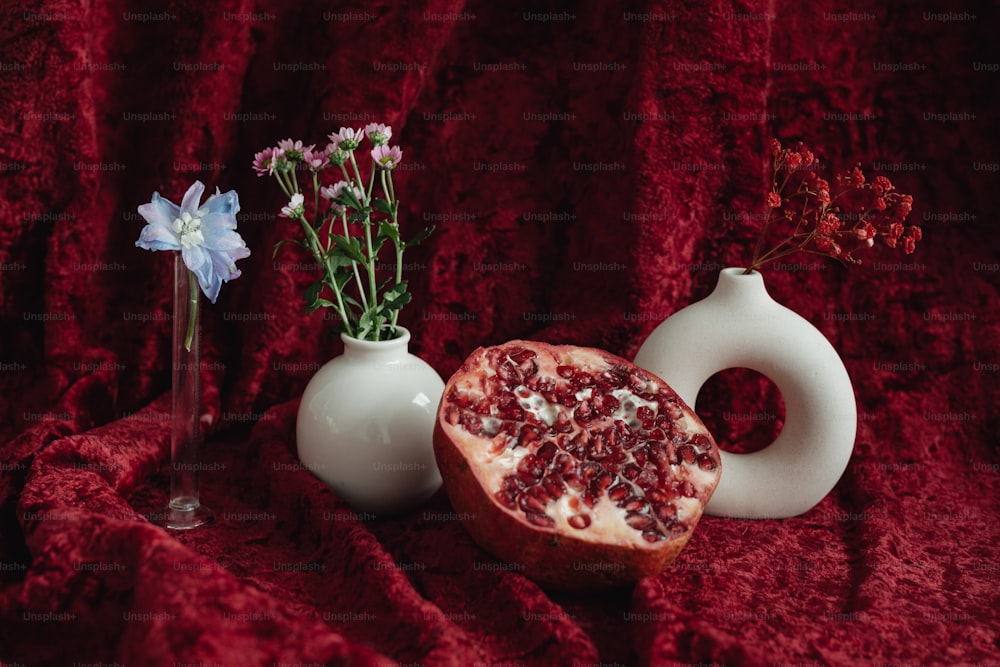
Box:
136, 180, 250, 303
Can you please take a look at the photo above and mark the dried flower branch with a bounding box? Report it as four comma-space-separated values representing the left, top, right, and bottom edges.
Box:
746, 139, 921, 274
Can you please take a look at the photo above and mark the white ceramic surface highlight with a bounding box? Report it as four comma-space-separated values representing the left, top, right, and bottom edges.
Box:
633, 268, 857, 519
296, 327, 444, 515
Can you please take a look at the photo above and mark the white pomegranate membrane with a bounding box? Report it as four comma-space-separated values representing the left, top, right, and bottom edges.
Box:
441, 344, 719, 547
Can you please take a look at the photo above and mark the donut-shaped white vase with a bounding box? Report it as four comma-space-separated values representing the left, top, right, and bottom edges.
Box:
633, 268, 857, 519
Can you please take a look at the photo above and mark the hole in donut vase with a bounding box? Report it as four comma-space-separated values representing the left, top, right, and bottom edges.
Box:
633, 268, 857, 519
696, 368, 785, 455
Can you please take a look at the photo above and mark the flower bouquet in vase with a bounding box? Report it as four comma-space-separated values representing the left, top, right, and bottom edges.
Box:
634, 139, 921, 519
254, 123, 443, 515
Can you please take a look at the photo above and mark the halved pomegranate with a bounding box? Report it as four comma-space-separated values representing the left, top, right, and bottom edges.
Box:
434, 340, 721, 591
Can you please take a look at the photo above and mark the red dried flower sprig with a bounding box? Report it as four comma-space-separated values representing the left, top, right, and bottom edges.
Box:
745, 139, 921, 274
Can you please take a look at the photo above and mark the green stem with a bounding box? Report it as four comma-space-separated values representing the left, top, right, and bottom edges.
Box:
363, 218, 381, 339
184, 268, 198, 351
344, 212, 368, 312
298, 215, 354, 335
324, 258, 355, 338
312, 171, 321, 231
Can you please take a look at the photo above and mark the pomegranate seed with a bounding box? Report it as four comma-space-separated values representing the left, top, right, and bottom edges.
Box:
541, 473, 565, 499
445, 405, 461, 425
653, 503, 677, 524
623, 464, 641, 480
603, 394, 620, 414
621, 497, 647, 513
553, 412, 573, 432
528, 376, 555, 393
649, 446, 670, 470
592, 470, 613, 493
556, 365, 575, 378
635, 468, 658, 490
667, 521, 688, 535
607, 484, 629, 501
495, 489, 517, 509
574, 401, 592, 421
517, 454, 545, 481
536, 441, 557, 461
565, 434, 585, 455
497, 360, 521, 385
563, 471, 584, 491
503, 475, 527, 494
642, 530, 667, 543
509, 348, 536, 364
696, 453, 717, 471
580, 461, 602, 482
526, 512, 556, 528
571, 371, 593, 387
519, 424, 543, 447
636, 406, 654, 423
645, 488, 666, 504
568, 514, 591, 529
625, 513, 657, 532
610, 367, 630, 388
602, 460, 623, 477
677, 445, 696, 464
628, 372, 647, 392
519, 489, 548, 514
460, 412, 483, 435
555, 390, 577, 408
679, 481, 696, 497
587, 435, 607, 460
633, 449, 647, 466
691, 434, 713, 451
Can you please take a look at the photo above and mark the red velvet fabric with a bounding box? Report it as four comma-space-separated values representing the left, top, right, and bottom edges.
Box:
1, 0, 998, 665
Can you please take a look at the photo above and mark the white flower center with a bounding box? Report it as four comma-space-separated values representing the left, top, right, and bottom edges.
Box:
172, 211, 205, 248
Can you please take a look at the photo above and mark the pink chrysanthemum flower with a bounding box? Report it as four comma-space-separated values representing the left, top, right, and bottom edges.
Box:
364, 123, 392, 146
371, 144, 403, 170
252, 147, 275, 177
328, 127, 363, 151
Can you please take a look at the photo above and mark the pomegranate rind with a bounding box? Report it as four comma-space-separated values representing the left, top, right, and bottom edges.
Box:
434, 340, 721, 592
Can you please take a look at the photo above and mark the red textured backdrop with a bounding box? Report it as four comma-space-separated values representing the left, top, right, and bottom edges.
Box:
1, 0, 998, 665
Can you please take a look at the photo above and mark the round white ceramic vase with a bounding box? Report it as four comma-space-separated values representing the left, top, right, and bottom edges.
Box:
296, 327, 444, 515
633, 268, 857, 519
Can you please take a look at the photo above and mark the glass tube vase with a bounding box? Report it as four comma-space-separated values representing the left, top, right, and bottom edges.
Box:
156, 253, 215, 530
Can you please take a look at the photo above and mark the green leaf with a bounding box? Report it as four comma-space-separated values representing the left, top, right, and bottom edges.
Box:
305, 298, 336, 314
326, 253, 355, 270
332, 271, 354, 291
371, 198, 395, 216
341, 188, 364, 211
406, 225, 435, 248
348, 207, 372, 225
378, 281, 411, 317
302, 280, 323, 306
333, 235, 366, 263
356, 309, 376, 340
378, 221, 401, 245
